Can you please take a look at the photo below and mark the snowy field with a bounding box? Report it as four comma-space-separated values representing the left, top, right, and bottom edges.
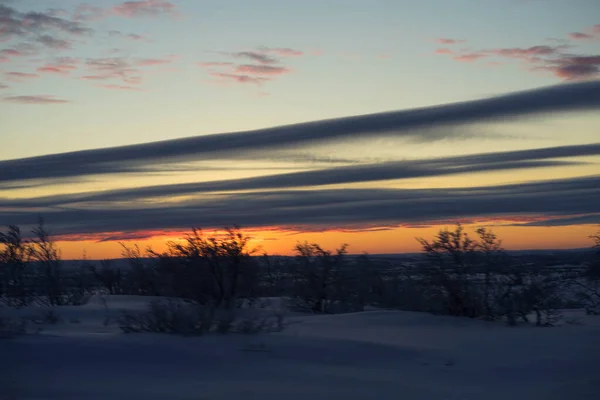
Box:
2, 295, 599, 400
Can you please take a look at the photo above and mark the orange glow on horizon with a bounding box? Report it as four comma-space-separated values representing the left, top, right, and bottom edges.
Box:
54, 223, 600, 260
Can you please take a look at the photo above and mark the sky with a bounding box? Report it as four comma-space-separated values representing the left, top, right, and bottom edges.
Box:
0, 0, 599, 259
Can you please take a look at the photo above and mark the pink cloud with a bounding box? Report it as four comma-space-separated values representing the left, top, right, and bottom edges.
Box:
453, 53, 487, 62
37, 63, 77, 75
546, 55, 600, 80
136, 57, 175, 66
434, 48, 454, 55
234, 64, 291, 75
198, 61, 234, 68
209, 72, 270, 85
0, 56, 8, 63
3, 95, 70, 104
260, 47, 304, 57
0, 49, 25, 57
594, 25, 600, 34
112, 1, 178, 18
492, 45, 559, 58
436, 38, 466, 45
5, 71, 40, 81
569, 32, 594, 40
81, 75, 110, 81
98, 84, 143, 91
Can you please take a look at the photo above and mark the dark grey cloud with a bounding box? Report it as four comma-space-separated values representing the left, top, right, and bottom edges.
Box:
2, 175, 599, 237
0, 4, 92, 42
517, 214, 600, 227
3, 142, 598, 208
232, 51, 278, 65
1, 80, 599, 184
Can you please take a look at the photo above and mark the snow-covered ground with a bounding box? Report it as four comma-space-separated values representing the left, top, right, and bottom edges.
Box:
2, 295, 599, 400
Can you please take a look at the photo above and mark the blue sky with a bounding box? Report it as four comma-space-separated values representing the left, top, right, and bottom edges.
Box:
0, 0, 599, 257
1, 0, 599, 157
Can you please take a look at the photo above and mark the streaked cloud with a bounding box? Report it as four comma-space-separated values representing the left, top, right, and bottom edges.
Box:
6, 142, 598, 208
2, 175, 599, 237
0, 80, 598, 183
3, 95, 70, 104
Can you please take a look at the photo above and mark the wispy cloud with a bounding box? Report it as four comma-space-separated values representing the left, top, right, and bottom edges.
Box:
0, 4, 92, 40
234, 64, 291, 75
98, 84, 143, 91
3, 95, 70, 104
568, 32, 595, 40
453, 53, 488, 62
1, 81, 598, 183
209, 72, 271, 85
5, 71, 40, 81
35, 34, 72, 49
83, 57, 142, 84
136, 56, 176, 66
436, 38, 466, 45
0, 48, 25, 57
73, 3, 107, 21
232, 51, 278, 65
111, 0, 178, 18
198, 61, 234, 68
259, 47, 304, 57
433, 38, 599, 80
201, 46, 303, 87
108, 30, 148, 41
37, 62, 77, 75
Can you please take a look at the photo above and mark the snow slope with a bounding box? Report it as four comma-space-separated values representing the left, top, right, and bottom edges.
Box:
1, 296, 599, 400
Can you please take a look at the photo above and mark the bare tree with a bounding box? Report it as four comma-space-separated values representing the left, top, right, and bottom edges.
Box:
290, 242, 355, 313
0, 225, 34, 307
31, 218, 65, 306
416, 224, 481, 317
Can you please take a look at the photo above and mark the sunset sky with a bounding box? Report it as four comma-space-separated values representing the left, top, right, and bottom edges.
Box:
1, 0, 599, 259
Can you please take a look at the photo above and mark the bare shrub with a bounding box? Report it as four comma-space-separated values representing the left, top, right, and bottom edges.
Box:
147, 227, 261, 308
89, 259, 122, 295
118, 299, 216, 335
415, 224, 565, 326
118, 298, 285, 335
